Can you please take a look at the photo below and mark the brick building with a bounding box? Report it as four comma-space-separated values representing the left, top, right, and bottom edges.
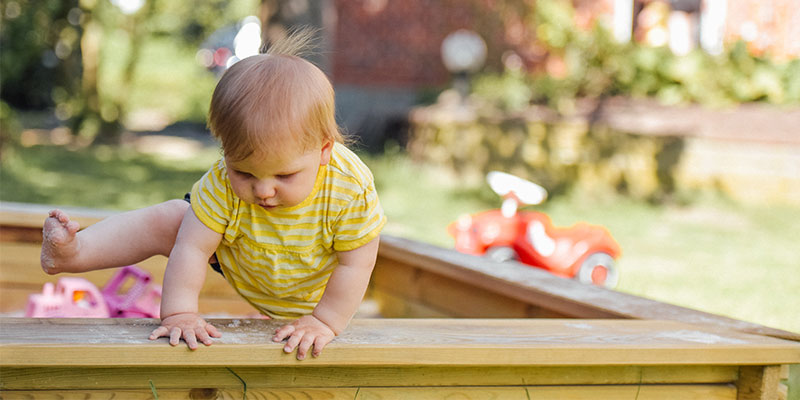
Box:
260, 0, 798, 149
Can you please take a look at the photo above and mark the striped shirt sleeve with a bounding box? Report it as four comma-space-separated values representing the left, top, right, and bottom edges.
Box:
190, 160, 233, 235
331, 173, 386, 252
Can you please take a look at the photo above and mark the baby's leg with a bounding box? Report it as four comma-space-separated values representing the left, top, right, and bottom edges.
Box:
41, 199, 189, 274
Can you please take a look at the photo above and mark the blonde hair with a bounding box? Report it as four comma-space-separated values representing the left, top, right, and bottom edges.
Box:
208, 28, 343, 162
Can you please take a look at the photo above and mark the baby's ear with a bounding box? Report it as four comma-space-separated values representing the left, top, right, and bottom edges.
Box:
320, 141, 333, 166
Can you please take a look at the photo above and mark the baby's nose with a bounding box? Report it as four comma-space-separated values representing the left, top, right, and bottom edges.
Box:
253, 181, 276, 199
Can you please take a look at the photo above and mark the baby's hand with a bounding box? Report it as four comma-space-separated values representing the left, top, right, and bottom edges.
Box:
148, 312, 221, 350
272, 315, 335, 360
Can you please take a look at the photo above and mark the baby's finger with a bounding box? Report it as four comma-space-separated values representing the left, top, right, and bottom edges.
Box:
196, 328, 214, 346
149, 326, 168, 340
296, 335, 315, 360
312, 335, 334, 357
284, 331, 304, 353
273, 324, 295, 342
205, 322, 222, 338
183, 329, 198, 350
169, 327, 182, 346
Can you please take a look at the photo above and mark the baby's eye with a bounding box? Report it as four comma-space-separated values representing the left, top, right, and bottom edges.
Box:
277, 173, 295, 180
234, 170, 254, 178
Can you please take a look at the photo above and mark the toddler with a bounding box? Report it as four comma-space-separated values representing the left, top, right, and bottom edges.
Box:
40, 29, 386, 360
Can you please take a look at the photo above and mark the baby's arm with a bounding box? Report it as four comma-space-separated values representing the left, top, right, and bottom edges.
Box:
273, 236, 380, 359
149, 207, 223, 350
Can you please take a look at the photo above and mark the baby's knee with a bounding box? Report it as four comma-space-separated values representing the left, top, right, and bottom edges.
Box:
147, 199, 189, 231
146, 200, 190, 253
159, 199, 190, 222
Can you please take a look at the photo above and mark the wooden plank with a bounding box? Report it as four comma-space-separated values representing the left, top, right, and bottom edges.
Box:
377, 235, 800, 341
0, 202, 110, 233
2, 318, 799, 367
0, 242, 253, 314
372, 260, 571, 318
522, 384, 736, 400
778, 383, 788, 400
779, 364, 789, 379
0, 225, 44, 243
374, 261, 524, 317
356, 387, 529, 400
0, 385, 738, 400
0, 365, 740, 390
737, 365, 781, 400
0, 389, 357, 399
0, 286, 257, 317
4, 204, 797, 342
355, 385, 737, 400
371, 288, 452, 318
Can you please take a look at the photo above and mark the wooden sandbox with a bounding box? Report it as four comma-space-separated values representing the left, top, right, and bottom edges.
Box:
1, 202, 798, 399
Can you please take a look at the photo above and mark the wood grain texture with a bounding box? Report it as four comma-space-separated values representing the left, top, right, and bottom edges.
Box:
0, 202, 110, 235
356, 385, 737, 400
0, 242, 255, 315
0, 242, 237, 296
0, 388, 356, 399
737, 365, 781, 400
0, 365, 740, 390
2, 318, 799, 367
371, 264, 570, 318
0, 385, 739, 400
370, 288, 452, 318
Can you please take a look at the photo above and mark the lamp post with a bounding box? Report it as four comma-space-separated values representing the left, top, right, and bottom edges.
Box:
441, 29, 487, 102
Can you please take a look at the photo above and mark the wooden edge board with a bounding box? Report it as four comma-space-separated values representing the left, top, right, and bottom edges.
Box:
377, 235, 800, 342
1, 318, 799, 367
0, 202, 111, 228
0, 365, 742, 389
0, 385, 739, 400
3, 204, 798, 342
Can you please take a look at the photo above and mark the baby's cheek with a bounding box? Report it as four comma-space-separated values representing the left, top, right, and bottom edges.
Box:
229, 182, 250, 201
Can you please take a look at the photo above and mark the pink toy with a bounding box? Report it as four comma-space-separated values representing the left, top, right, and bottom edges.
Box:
25, 277, 110, 318
101, 265, 162, 318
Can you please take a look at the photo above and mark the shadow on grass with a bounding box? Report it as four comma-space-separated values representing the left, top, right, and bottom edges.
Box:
0, 144, 216, 210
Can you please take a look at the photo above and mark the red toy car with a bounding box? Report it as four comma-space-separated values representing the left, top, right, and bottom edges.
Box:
448, 171, 621, 288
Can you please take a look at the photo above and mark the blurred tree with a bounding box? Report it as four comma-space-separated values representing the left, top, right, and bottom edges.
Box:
74, 0, 156, 143
1, 0, 83, 111
1, 0, 257, 143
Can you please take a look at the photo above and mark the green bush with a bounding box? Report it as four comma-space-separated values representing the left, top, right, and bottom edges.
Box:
472, 0, 800, 110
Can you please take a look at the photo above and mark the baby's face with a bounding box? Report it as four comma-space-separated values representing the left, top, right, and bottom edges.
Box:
225, 142, 332, 210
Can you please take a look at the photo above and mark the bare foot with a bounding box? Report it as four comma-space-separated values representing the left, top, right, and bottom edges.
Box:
41, 209, 81, 274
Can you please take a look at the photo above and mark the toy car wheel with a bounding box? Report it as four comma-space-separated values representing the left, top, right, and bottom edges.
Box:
485, 246, 518, 263
576, 252, 618, 288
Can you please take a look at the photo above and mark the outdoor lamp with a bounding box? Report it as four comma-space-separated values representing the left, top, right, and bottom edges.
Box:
441, 29, 487, 101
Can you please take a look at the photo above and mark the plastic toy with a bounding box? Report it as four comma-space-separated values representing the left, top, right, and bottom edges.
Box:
101, 265, 162, 318
25, 265, 162, 318
448, 171, 621, 288
25, 277, 110, 318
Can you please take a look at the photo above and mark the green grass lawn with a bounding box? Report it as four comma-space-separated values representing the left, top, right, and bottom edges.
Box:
1, 142, 798, 335
366, 152, 800, 335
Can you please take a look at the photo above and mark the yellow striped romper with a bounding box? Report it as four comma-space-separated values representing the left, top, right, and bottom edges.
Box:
190, 143, 386, 317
